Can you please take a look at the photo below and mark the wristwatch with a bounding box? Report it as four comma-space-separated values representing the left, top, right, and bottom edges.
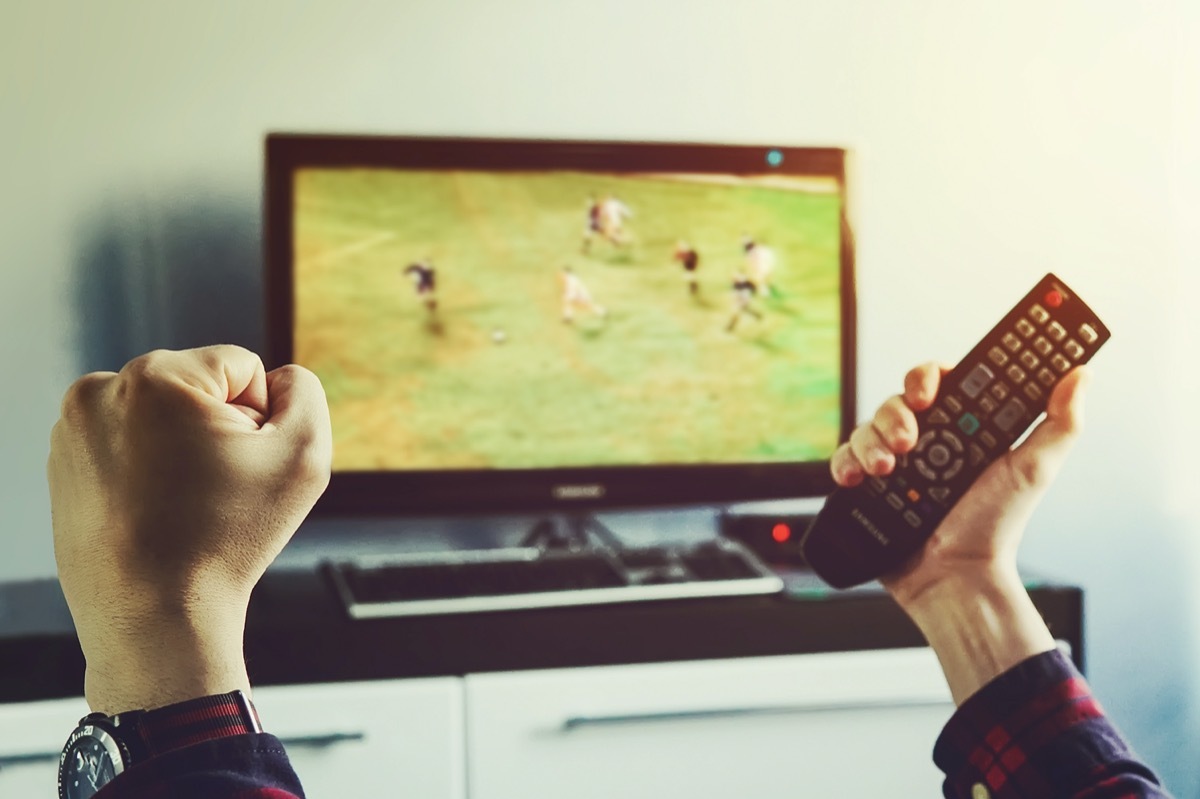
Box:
57, 690, 262, 799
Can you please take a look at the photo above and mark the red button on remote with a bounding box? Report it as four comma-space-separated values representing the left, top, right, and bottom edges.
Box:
1045, 290, 1063, 307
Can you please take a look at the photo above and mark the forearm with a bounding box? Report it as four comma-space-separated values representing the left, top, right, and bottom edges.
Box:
899, 564, 1055, 706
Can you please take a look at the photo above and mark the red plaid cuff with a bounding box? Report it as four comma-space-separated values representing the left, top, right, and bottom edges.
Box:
933, 650, 1166, 798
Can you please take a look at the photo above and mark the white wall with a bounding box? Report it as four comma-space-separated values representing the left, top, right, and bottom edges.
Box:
3, 0, 1196, 792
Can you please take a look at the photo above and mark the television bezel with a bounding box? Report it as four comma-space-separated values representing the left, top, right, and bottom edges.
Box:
265, 133, 856, 514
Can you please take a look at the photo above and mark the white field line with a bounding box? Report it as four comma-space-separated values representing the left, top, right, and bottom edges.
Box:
309, 231, 397, 268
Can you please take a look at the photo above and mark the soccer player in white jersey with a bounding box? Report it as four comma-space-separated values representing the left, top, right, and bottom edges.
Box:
559, 266, 607, 323
741, 236, 776, 296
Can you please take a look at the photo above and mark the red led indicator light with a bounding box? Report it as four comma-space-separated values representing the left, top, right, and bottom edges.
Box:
1045, 290, 1063, 308
771, 523, 791, 543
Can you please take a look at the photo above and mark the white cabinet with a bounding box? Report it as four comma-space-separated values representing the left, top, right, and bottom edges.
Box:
0, 650, 955, 799
0, 696, 89, 797
465, 648, 954, 799
252, 677, 465, 799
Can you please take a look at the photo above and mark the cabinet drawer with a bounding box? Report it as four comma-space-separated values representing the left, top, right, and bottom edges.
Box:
0, 696, 89, 797
253, 677, 464, 799
466, 649, 953, 799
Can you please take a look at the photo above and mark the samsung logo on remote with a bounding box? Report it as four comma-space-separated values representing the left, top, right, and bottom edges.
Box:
850, 508, 890, 545
553, 484, 606, 500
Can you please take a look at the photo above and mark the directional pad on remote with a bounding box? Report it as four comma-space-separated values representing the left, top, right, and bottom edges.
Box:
928, 444, 951, 468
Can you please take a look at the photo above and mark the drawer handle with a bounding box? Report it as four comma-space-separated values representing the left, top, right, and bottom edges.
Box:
276, 732, 366, 749
563, 698, 951, 730
0, 751, 60, 769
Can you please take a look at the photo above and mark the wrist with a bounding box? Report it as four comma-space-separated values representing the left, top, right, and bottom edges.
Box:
898, 564, 1056, 705
80, 595, 252, 715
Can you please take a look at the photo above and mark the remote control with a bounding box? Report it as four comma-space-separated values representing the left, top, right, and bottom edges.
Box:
800, 273, 1110, 589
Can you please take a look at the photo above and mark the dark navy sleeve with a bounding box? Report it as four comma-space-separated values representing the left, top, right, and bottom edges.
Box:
934, 649, 1169, 798
96, 732, 304, 799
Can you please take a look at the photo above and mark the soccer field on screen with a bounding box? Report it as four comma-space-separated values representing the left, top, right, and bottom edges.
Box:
293, 169, 843, 471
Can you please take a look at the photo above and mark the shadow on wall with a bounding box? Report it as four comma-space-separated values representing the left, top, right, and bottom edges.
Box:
73, 186, 264, 374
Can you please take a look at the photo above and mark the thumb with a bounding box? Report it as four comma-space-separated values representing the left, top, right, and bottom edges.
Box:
260, 364, 333, 482
1004, 366, 1090, 492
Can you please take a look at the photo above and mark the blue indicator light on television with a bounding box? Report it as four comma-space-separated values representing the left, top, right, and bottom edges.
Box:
766, 149, 784, 167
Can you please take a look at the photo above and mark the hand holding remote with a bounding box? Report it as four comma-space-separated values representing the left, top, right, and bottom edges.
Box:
832, 360, 1091, 704
832, 361, 1090, 610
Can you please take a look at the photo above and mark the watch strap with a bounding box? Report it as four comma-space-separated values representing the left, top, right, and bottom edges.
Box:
123, 690, 263, 757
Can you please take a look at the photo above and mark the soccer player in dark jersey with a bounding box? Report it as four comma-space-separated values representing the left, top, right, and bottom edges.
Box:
726, 271, 763, 332
673, 240, 700, 295
581, 195, 602, 254
403, 260, 437, 313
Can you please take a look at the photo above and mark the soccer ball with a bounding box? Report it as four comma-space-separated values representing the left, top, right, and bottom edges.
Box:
491, 328, 507, 344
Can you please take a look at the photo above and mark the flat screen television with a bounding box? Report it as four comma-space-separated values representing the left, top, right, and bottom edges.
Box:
265, 134, 856, 515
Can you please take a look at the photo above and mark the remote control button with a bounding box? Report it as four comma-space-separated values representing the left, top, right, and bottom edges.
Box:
915, 430, 937, 452
1078, 323, 1099, 344
1064, 339, 1084, 360
1024, 383, 1043, 402
1037, 368, 1056, 386
943, 395, 964, 414
943, 458, 964, 480
903, 511, 921, 528
1006, 365, 1027, 384
978, 395, 998, 414
940, 429, 964, 453
1002, 332, 1021, 352
994, 398, 1028, 433
928, 408, 952, 425
1032, 336, 1052, 356
1016, 319, 1036, 338
957, 413, 981, 436
907, 488, 921, 503
915, 458, 938, 481
928, 444, 951, 468
1047, 321, 1067, 342
929, 486, 951, 504
1030, 304, 1050, 324
987, 347, 1009, 366
886, 492, 904, 510
1019, 350, 1039, 370
968, 443, 986, 466
1052, 353, 1071, 373
960, 364, 994, 399
979, 430, 998, 449
990, 382, 1010, 401
1045, 289, 1063, 308
868, 476, 888, 493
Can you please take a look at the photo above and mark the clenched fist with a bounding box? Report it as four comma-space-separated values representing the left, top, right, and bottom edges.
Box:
47, 346, 332, 714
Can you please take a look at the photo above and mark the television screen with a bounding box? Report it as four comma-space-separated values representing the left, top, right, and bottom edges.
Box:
266, 136, 855, 513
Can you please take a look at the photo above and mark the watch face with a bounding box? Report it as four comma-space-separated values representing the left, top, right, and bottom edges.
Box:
59, 725, 123, 799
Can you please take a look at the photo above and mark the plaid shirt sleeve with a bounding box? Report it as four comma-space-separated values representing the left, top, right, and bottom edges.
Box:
96, 694, 305, 799
933, 649, 1169, 799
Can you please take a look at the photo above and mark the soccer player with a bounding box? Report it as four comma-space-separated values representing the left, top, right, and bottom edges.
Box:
560, 266, 607, 323
403, 259, 437, 313
725, 270, 763, 332
741, 235, 776, 296
581, 195, 603, 253
582, 194, 633, 252
599, 194, 633, 246
673, 240, 700, 295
